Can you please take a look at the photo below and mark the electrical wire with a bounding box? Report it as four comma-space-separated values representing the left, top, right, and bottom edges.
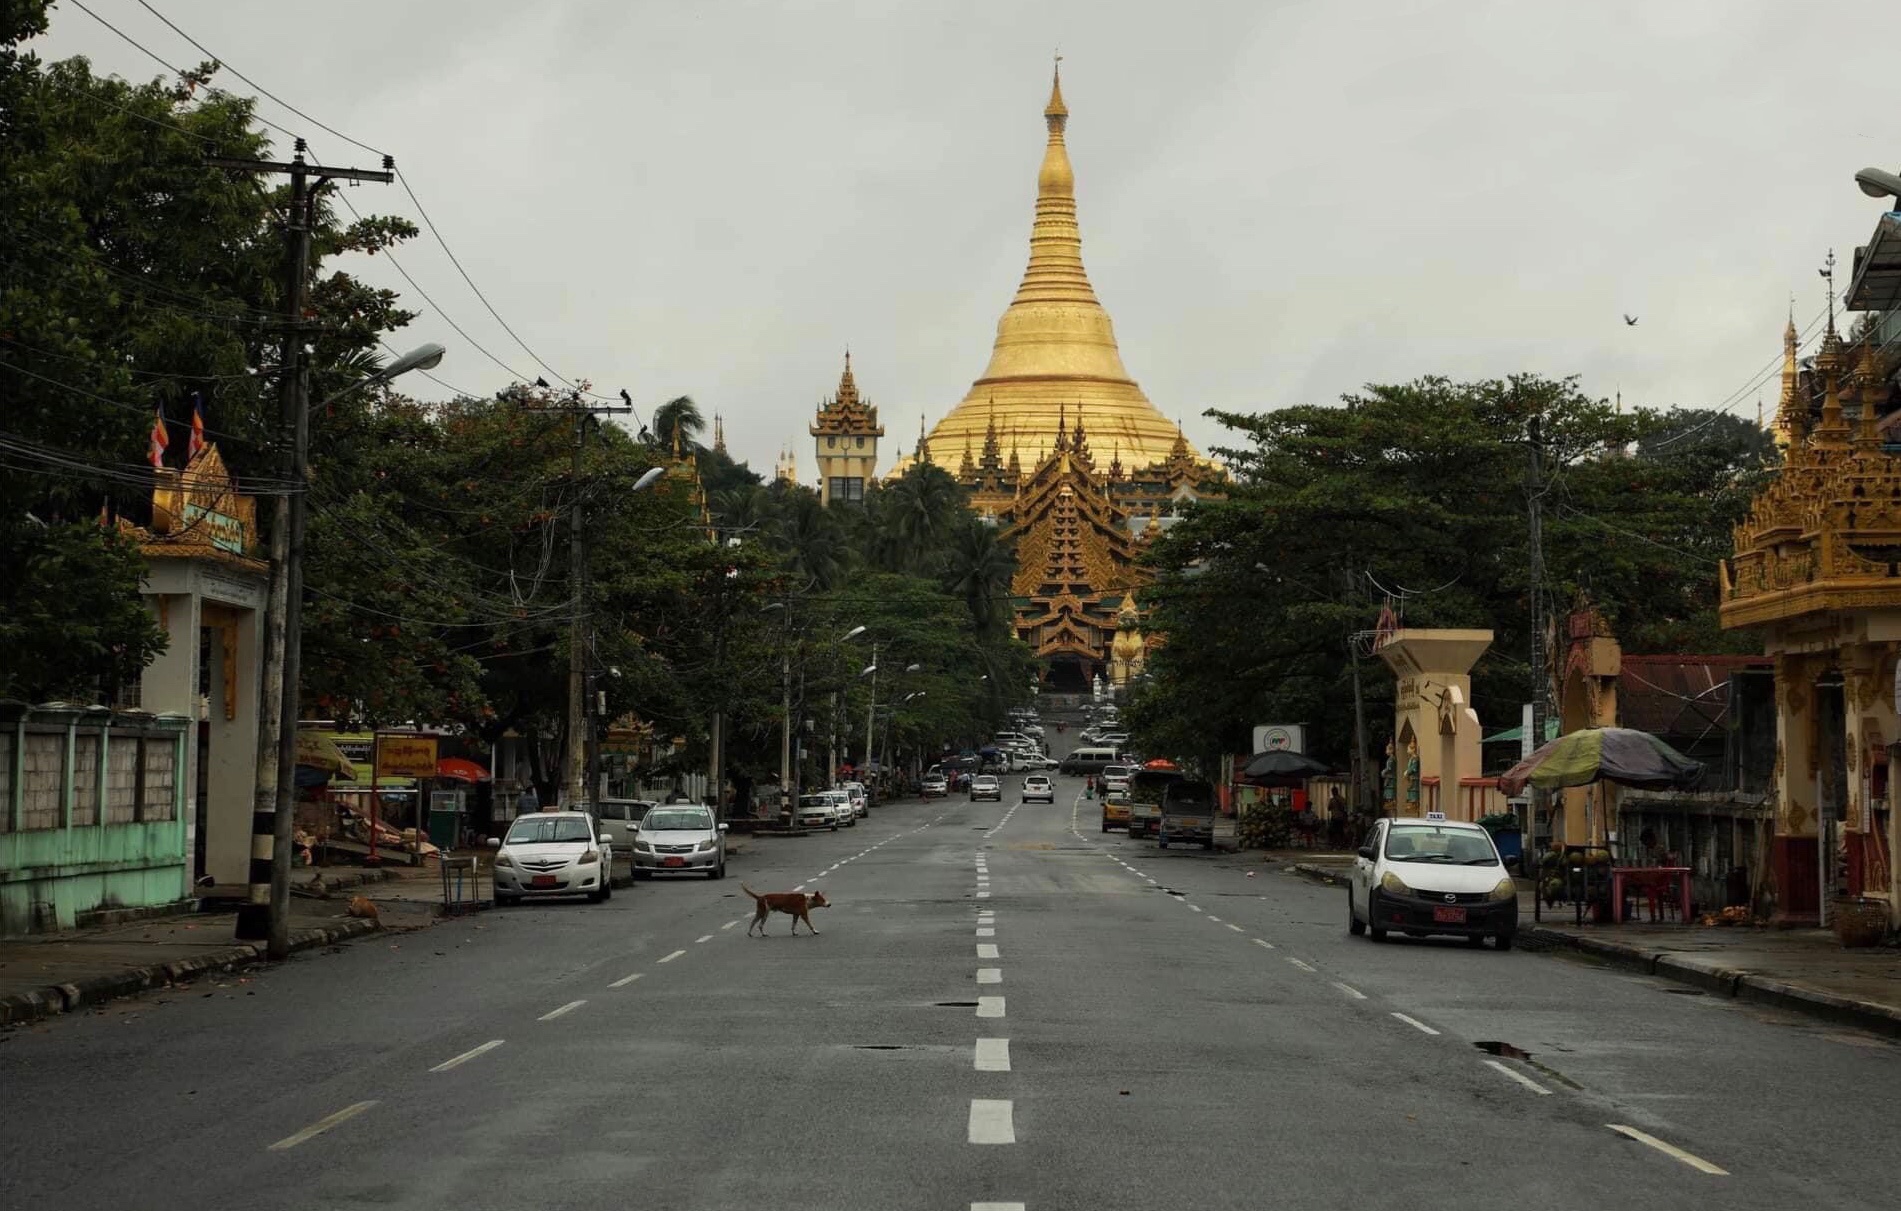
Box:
0, 333, 261, 386
0, 357, 271, 449
131, 0, 386, 158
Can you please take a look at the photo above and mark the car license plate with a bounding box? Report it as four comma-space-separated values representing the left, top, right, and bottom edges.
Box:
531, 875, 557, 888
1180, 818, 1206, 829
1432, 905, 1467, 924
663, 857, 685, 868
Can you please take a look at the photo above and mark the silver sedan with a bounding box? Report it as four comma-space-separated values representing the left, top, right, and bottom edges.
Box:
631, 805, 729, 879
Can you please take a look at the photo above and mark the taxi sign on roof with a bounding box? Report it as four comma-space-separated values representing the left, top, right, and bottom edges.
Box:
1425, 811, 1447, 821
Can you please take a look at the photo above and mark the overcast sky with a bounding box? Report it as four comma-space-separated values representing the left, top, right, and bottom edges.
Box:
34, 0, 1901, 473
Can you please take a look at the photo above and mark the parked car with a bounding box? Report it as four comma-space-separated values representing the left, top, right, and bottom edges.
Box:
1100, 764, 1134, 796
1059, 746, 1121, 776
1100, 792, 1132, 832
797, 794, 840, 831
630, 804, 728, 879
1126, 768, 1182, 840
1023, 774, 1055, 803
842, 782, 870, 816
921, 773, 949, 798
1156, 779, 1217, 850
970, 774, 1003, 802
489, 811, 615, 906
1348, 814, 1517, 949
592, 798, 657, 853
824, 789, 857, 827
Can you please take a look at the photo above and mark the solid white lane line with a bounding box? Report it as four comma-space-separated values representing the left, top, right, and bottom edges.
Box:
656, 949, 686, 964
429, 1040, 505, 1072
978, 943, 1000, 959
976, 996, 1006, 1018
977, 927, 996, 937
1391, 1012, 1440, 1036
1225, 923, 1245, 932
722, 919, 743, 930
538, 1000, 587, 1021
976, 967, 1002, 984
1606, 1125, 1729, 1175
968, 1099, 1016, 1144
268, 1101, 379, 1151
695, 934, 714, 943
974, 1037, 1011, 1072
1284, 957, 1316, 973
608, 972, 644, 988
1484, 1059, 1552, 1095
1331, 981, 1367, 1000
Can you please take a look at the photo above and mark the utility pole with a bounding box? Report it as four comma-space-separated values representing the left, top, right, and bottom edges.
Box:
863, 642, 879, 782
212, 141, 391, 956
780, 608, 794, 822
520, 390, 631, 807
1527, 410, 1549, 871
1347, 568, 1371, 818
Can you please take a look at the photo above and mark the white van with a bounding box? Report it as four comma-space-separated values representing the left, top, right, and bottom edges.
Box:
1059, 746, 1121, 776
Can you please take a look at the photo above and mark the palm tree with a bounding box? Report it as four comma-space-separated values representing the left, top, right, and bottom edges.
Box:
941, 517, 1016, 632
882, 464, 964, 572
651, 396, 704, 452
775, 490, 847, 589
712, 484, 776, 542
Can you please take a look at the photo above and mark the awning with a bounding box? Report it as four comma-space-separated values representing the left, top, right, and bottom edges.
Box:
295, 730, 358, 780
437, 756, 490, 782
1482, 719, 1560, 745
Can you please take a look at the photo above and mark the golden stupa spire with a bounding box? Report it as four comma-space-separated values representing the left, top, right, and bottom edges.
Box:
1814, 257, 1850, 446
905, 62, 1197, 476
1773, 307, 1803, 450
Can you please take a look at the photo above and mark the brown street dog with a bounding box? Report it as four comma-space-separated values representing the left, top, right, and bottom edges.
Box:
743, 885, 829, 937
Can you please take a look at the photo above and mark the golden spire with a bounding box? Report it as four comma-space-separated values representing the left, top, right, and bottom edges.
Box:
1813, 280, 1849, 446
713, 412, 727, 455
916, 415, 932, 465
1773, 309, 1803, 450
1855, 339, 1883, 447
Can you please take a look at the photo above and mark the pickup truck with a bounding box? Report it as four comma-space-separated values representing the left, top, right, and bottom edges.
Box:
1157, 779, 1217, 850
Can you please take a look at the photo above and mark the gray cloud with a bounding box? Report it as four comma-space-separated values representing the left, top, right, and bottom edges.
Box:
37, 0, 1900, 472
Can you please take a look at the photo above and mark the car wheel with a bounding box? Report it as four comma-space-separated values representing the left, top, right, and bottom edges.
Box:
1158, 837, 1169, 849
830, 822, 838, 832
588, 886, 608, 904
1348, 890, 1365, 935
1100, 819, 1110, 833
1494, 932, 1515, 952
602, 877, 613, 901
1367, 890, 1388, 942
1466, 933, 1484, 947
495, 893, 519, 908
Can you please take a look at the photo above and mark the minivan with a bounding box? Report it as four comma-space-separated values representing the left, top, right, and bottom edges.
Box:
1059, 745, 1121, 776
1158, 779, 1218, 850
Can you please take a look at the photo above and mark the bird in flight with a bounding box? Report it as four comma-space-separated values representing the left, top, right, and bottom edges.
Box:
1623, 314, 1639, 326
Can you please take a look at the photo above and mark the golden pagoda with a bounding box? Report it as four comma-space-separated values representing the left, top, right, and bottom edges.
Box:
912, 64, 1198, 472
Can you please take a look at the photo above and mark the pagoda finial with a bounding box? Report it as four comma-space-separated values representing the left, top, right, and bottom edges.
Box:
1046, 52, 1067, 123
1773, 312, 1807, 450
1008, 428, 1021, 479
1855, 338, 1884, 447
1054, 402, 1069, 453
917, 415, 932, 465
713, 412, 726, 455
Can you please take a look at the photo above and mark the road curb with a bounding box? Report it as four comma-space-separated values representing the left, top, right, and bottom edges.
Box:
1522, 925, 1901, 1039
0, 917, 381, 1028
1288, 862, 1348, 885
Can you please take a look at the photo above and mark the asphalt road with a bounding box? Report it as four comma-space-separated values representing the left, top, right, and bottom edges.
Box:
2, 772, 1896, 1210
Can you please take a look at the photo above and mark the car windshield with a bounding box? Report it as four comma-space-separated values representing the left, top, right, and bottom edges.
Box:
799, 796, 827, 809
505, 816, 593, 845
1384, 825, 1498, 865
644, 809, 712, 831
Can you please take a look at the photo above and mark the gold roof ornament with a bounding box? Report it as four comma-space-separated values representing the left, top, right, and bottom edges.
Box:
811, 350, 885, 438
911, 63, 1203, 472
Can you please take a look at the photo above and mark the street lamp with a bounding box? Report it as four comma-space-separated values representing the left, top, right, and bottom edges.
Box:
576, 466, 665, 806
1855, 166, 1901, 202
247, 343, 448, 954
829, 625, 867, 787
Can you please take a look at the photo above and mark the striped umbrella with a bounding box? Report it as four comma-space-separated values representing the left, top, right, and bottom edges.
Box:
1497, 727, 1701, 796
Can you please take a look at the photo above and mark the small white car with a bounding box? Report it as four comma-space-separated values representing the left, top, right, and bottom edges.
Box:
842, 781, 869, 817
489, 811, 615, 906
1100, 764, 1134, 795
797, 794, 839, 831
824, 790, 857, 827
630, 804, 728, 879
1348, 815, 1518, 950
921, 774, 949, 798
1023, 774, 1055, 803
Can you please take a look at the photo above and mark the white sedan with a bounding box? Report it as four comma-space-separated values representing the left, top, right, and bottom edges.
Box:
489, 811, 615, 906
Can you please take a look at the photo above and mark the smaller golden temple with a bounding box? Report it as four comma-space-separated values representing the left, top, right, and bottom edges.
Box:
1720, 287, 1901, 925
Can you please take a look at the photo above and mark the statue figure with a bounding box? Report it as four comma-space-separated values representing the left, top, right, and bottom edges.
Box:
1380, 740, 1396, 810
1404, 739, 1421, 806
1109, 598, 1148, 687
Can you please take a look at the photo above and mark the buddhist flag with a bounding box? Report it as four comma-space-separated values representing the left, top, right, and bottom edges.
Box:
187, 392, 207, 462
147, 401, 169, 469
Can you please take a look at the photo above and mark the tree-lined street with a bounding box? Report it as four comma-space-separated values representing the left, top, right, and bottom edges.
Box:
5, 743, 1895, 1209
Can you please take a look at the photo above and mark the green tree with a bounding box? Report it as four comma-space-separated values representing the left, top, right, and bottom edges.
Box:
651, 395, 704, 451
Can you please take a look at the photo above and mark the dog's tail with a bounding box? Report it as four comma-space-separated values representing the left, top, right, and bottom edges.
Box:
741, 884, 762, 901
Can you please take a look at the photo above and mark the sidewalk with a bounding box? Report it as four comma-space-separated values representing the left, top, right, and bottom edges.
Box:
1285, 860, 1901, 1038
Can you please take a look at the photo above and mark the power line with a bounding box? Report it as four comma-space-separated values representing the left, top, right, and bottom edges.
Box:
131, 0, 386, 157
0, 356, 272, 448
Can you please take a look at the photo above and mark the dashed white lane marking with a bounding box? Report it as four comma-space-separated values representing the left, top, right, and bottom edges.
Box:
608, 972, 644, 988
976, 996, 1006, 1018
974, 1037, 1011, 1072
428, 1040, 504, 1073
977, 927, 996, 937
972, 1201, 1026, 1210
722, 919, 743, 930
1606, 1125, 1729, 1175
695, 934, 714, 944
538, 1000, 587, 1021
1483, 1059, 1552, 1095
968, 1099, 1016, 1144
978, 943, 1000, 959
1391, 1012, 1440, 1036
1145, 877, 1157, 884
268, 1101, 379, 1151
977, 891, 991, 898
976, 968, 1002, 985
1331, 981, 1367, 1000
793, 884, 805, 891
1251, 937, 1275, 950
1206, 915, 1222, 923
656, 949, 686, 964
1188, 904, 1203, 913
1284, 957, 1316, 973
1225, 923, 1245, 932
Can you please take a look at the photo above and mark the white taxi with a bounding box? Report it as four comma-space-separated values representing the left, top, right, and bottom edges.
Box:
1348, 814, 1518, 949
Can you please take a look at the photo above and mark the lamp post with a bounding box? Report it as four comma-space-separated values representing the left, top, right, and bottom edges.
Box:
575, 464, 664, 807
830, 625, 866, 787
247, 343, 446, 955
